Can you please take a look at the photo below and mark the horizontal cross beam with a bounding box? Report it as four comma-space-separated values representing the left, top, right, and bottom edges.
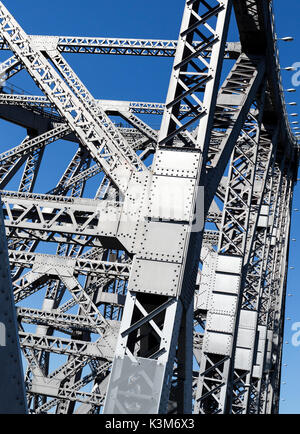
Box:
9, 249, 131, 279
0, 35, 241, 58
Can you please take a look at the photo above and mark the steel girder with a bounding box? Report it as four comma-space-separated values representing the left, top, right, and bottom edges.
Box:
0, 94, 202, 118
232, 128, 278, 414
104, 0, 233, 415
0, 3, 147, 192
0, 201, 27, 413
260, 172, 293, 414
0, 35, 241, 58
194, 80, 267, 414
0, 0, 297, 415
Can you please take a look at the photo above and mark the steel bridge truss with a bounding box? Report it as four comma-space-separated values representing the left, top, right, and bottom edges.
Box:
0, 0, 298, 414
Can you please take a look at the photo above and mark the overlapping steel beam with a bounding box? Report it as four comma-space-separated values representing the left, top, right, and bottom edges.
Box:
0, 2, 147, 193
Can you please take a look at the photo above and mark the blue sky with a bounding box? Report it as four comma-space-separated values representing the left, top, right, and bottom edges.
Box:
272, 0, 300, 415
1, 0, 300, 413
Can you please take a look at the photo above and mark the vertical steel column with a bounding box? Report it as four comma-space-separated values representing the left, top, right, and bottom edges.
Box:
264, 171, 293, 413
257, 164, 287, 413
194, 88, 266, 414
104, 0, 232, 414
0, 200, 27, 413
245, 159, 283, 413
231, 127, 277, 413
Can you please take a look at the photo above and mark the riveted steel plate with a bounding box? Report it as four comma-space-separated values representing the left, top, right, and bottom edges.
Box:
154, 149, 200, 178
257, 325, 267, 350
267, 329, 273, 340
255, 351, 263, 369
258, 215, 268, 228
253, 179, 263, 194
258, 204, 270, 227
123, 171, 150, 204
117, 215, 143, 253
95, 206, 122, 235
32, 254, 76, 277
197, 251, 217, 310
200, 251, 217, 284
31, 377, 60, 396
129, 258, 181, 296
148, 176, 195, 221
210, 292, 237, 315
138, 220, 187, 262
260, 205, 269, 216
216, 93, 243, 105
216, 255, 243, 274
203, 331, 232, 356
214, 272, 241, 294
206, 313, 234, 334
234, 347, 252, 370
104, 355, 164, 414
252, 365, 261, 379
195, 289, 210, 311
117, 171, 151, 252
236, 328, 256, 349
239, 310, 257, 329
30, 35, 59, 51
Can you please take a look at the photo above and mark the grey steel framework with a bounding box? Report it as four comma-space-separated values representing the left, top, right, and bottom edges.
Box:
0, 0, 298, 414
